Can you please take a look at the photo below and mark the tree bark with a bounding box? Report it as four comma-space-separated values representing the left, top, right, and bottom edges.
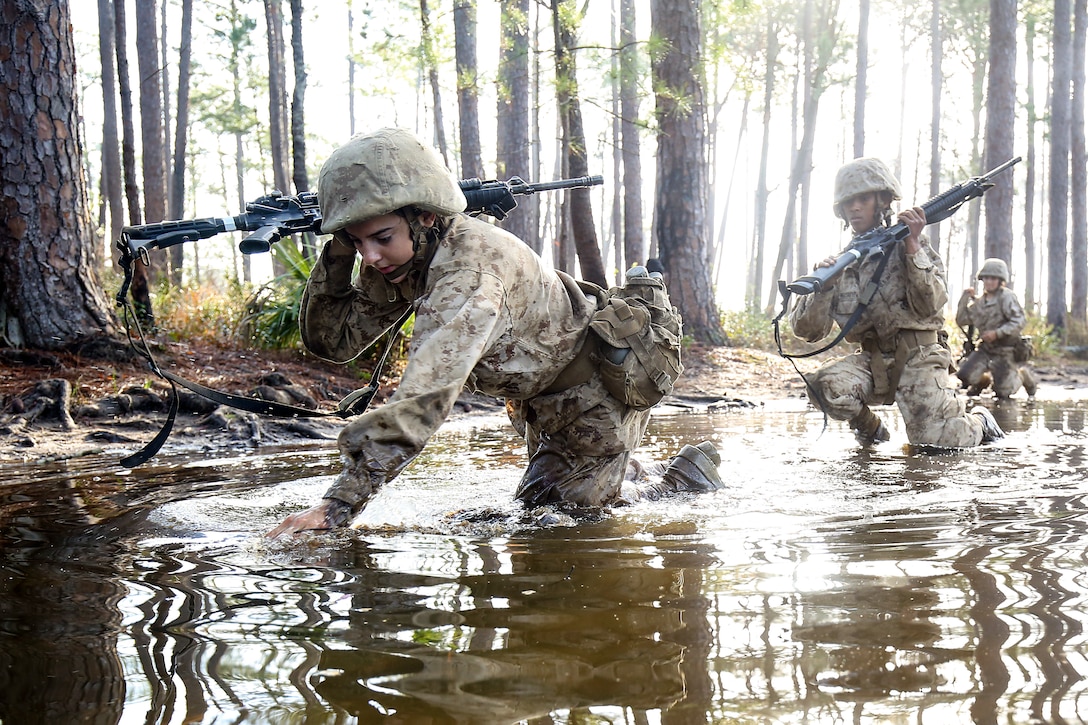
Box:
97, 0, 124, 249
619, 0, 644, 273
420, 0, 449, 164
650, 0, 725, 344
495, 0, 536, 249
928, 0, 942, 250
135, 0, 166, 226
115, 0, 153, 324
454, 0, 484, 180
1049, 0, 1072, 332
289, 0, 308, 194
854, 0, 869, 157
983, 0, 1017, 270
1024, 17, 1038, 311
169, 0, 194, 287
552, 0, 607, 288
0, 0, 119, 350
749, 10, 777, 310
1070, 0, 1086, 322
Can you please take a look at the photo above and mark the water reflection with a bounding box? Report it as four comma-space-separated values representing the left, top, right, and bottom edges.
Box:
3, 399, 1088, 721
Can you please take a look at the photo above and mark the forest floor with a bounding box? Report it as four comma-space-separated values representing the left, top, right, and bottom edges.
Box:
1, 339, 1087, 464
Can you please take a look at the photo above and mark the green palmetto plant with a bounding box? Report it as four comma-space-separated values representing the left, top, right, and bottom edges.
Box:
242, 240, 315, 349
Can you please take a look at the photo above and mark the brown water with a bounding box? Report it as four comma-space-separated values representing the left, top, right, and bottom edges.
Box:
2, 393, 1088, 724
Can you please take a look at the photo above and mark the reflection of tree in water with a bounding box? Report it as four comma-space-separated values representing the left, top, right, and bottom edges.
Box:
314, 530, 718, 721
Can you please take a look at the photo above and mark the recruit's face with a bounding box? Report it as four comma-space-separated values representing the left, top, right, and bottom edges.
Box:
842, 192, 881, 234
981, 276, 1002, 294
341, 212, 433, 283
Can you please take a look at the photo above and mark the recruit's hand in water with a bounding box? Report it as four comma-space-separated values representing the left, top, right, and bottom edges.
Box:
266, 499, 354, 539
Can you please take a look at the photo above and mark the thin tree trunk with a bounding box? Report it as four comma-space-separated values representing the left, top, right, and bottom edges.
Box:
420, 0, 449, 164
496, 0, 535, 249
263, 0, 290, 197
135, 0, 166, 227
854, 0, 869, 158
1049, 0, 1072, 332
454, 0, 484, 180
115, 0, 153, 324
1070, 0, 1086, 322
168, 0, 194, 287
552, 0, 607, 287
929, 0, 942, 250
619, 0, 644, 272
348, 1, 357, 136
749, 10, 777, 310
98, 0, 124, 248
984, 0, 1017, 269
1025, 17, 1038, 310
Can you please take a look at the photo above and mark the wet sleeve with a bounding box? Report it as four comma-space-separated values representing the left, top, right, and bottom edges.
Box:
299, 240, 411, 363
323, 269, 507, 509
789, 290, 835, 343
904, 245, 948, 317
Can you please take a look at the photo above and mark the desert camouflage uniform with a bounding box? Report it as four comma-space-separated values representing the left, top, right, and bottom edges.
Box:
955, 287, 1031, 398
790, 238, 988, 447
301, 213, 667, 512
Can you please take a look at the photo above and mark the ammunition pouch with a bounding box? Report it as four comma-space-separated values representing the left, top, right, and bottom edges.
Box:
1014, 335, 1034, 363
589, 272, 684, 410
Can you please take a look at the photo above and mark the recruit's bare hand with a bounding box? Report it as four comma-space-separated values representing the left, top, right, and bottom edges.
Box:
897, 206, 927, 254
980, 330, 998, 344
266, 499, 352, 539
963, 287, 977, 299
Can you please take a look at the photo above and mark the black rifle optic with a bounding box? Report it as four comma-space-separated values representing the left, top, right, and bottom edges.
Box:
786, 156, 1021, 296
117, 174, 604, 260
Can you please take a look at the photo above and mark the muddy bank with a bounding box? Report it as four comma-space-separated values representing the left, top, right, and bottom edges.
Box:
1, 341, 1085, 464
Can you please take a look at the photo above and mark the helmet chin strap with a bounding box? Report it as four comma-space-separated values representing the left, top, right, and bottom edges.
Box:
379, 214, 444, 283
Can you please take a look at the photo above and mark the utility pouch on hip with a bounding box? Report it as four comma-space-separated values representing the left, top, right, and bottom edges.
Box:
589, 268, 684, 410
1014, 335, 1034, 363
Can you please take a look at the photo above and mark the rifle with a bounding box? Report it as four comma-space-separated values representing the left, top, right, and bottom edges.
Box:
786, 156, 1021, 296
117, 174, 603, 260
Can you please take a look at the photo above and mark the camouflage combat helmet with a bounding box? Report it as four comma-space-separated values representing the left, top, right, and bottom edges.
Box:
318, 127, 467, 235
833, 157, 903, 218
977, 257, 1009, 282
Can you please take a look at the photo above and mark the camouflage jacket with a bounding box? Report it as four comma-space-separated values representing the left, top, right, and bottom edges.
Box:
790, 235, 948, 347
299, 214, 597, 506
955, 286, 1026, 350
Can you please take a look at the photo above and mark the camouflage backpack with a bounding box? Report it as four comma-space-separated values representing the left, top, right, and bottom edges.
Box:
589, 266, 684, 410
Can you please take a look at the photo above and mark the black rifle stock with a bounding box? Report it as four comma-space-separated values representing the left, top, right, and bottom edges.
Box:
118, 174, 604, 258
787, 157, 1021, 296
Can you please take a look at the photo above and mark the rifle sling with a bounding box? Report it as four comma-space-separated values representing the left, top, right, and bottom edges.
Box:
118, 304, 414, 467
772, 245, 895, 430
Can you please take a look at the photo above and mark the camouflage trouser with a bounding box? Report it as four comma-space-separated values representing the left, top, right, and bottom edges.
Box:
508, 373, 653, 507
805, 342, 986, 447
956, 348, 1023, 398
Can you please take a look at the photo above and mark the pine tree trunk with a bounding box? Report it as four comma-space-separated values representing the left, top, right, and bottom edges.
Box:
496, 0, 536, 250
0, 0, 119, 350
115, 0, 154, 325
97, 0, 124, 249
650, 0, 725, 344
1024, 18, 1038, 311
454, 0, 484, 180
1069, 0, 1086, 323
619, 0, 644, 272
552, 0, 606, 288
169, 0, 194, 287
1049, 0, 1072, 332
